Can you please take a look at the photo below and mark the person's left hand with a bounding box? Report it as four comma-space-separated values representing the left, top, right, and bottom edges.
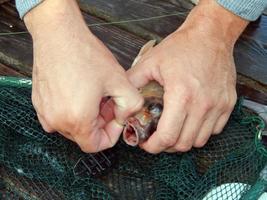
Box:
127, 0, 248, 153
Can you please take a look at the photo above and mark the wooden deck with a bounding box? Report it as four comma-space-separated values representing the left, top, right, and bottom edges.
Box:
0, 0, 266, 103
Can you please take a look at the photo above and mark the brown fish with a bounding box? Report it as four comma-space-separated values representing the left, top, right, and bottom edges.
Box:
123, 81, 163, 146
123, 40, 164, 146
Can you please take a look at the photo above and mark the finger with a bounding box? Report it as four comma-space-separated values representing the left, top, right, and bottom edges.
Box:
105, 74, 144, 125
73, 116, 122, 153
213, 112, 232, 134
166, 105, 207, 153
58, 131, 75, 142
127, 58, 163, 89
213, 94, 236, 134
127, 62, 152, 89
36, 113, 55, 133
37, 112, 76, 142
140, 91, 187, 154
193, 110, 221, 148
104, 119, 124, 145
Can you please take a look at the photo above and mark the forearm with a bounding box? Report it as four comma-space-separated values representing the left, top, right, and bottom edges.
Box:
24, 0, 90, 41
179, 0, 249, 48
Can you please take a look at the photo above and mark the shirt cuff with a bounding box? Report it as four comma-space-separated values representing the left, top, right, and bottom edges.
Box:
217, 0, 267, 21
15, 0, 43, 19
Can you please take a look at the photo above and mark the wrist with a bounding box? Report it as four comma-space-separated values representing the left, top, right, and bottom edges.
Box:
178, 0, 249, 48
24, 0, 91, 40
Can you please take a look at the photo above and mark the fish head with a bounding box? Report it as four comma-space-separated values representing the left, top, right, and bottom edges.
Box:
123, 96, 163, 146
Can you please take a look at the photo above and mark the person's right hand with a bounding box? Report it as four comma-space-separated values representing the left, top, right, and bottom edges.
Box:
24, 0, 143, 152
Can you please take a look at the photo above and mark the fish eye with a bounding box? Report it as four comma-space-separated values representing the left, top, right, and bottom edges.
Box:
148, 103, 163, 115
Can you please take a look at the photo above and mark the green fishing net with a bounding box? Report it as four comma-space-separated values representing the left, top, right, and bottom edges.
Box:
0, 76, 266, 200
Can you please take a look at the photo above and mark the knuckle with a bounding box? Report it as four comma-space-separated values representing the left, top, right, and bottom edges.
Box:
40, 123, 52, 133
45, 115, 58, 129
194, 137, 208, 148
31, 94, 41, 112
180, 90, 193, 104
159, 135, 177, 147
200, 100, 214, 113
143, 147, 160, 154
222, 91, 237, 112
80, 144, 97, 153
213, 127, 223, 135
62, 108, 85, 132
175, 143, 192, 152
175, 136, 194, 151
217, 100, 227, 112
228, 96, 237, 110
170, 85, 193, 104
213, 123, 225, 134
46, 109, 76, 130
42, 124, 53, 133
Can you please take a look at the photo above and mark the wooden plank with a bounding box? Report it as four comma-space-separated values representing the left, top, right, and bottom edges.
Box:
237, 74, 267, 94
79, 0, 267, 85
0, 3, 266, 104
0, 62, 25, 76
4, 2, 267, 84
0, 3, 146, 76
84, 14, 147, 69
237, 83, 267, 105
0, 6, 33, 76
234, 16, 267, 85
0, 0, 10, 5
1, 1, 20, 18
78, 0, 193, 40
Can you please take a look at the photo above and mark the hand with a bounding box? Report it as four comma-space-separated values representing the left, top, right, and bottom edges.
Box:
24, 0, 143, 152
127, 0, 248, 153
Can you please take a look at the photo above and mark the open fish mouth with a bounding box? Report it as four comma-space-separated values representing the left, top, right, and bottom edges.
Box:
123, 117, 153, 146
123, 122, 140, 146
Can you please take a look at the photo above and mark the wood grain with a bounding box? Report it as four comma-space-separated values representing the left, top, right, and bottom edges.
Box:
0, 2, 266, 103
0, 63, 25, 76
237, 83, 267, 105
79, 0, 267, 85
0, 3, 146, 74
78, 0, 193, 40
234, 16, 267, 85
0, 0, 10, 5
0, 3, 32, 75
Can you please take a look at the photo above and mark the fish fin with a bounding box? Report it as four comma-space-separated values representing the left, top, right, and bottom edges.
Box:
190, 0, 199, 5
132, 40, 156, 67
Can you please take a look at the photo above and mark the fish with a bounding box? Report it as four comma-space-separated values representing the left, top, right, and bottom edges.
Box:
123, 40, 164, 146
190, 0, 199, 5
123, 81, 164, 146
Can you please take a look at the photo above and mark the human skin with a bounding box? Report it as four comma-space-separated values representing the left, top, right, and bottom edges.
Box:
127, 0, 249, 153
24, 0, 249, 154
24, 0, 143, 153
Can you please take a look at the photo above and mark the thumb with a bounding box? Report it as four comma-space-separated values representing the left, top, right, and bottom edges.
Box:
127, 39, 157, 88
126, 62, 153, 88
127, 59, 158, 89
105, 75, 144, 125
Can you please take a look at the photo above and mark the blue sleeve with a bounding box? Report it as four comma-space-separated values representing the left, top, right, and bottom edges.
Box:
15, 0, 267, 21
216, 0, 267, 21
15, 0, 43, 18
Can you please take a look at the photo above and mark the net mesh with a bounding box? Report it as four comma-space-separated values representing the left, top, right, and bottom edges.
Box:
0, 77, 266, 200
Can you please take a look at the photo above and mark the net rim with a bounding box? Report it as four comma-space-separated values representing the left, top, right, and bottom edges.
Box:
0, 76, 32, 88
